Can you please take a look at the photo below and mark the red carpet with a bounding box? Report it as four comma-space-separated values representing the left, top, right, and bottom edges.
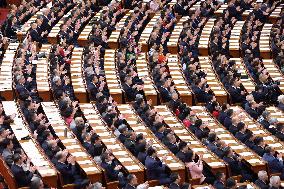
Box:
0, 8, 9, 25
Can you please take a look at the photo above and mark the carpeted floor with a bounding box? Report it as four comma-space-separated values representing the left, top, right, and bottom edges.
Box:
0, 8, 9, 25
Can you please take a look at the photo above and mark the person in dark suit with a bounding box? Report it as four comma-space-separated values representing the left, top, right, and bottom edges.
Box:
255, 170, 269, 189
269, 152, 284, 174
124, 130, 137, 156
11, 153, 35, 187
164, 133, 179, 154
174, 0, 189, 16
218, 104, 230, 125
235, 122, 248, 143
145, 147, 171, 185
226, 177, 237, 189
101, 152, 123, 181
253, 136, 265, 157
269, 176, 282, 189
228, 77, 247, 104
159, 79, 174, 103
122, 76, 137, 102
275, 124, 284, 141
55, 151, 82, 185
124, 174, 138, 189
223, 109, 233, 129
30, 23, 43, 43
169, 173, 188, 189
192, 78, 212, 103
176, 141, 191, 163
213, 172, 226, 189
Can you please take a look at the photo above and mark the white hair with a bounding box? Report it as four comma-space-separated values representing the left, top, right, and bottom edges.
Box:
258, 170, 267, 179
270, 176, 280, 187
278, 95, 284, 104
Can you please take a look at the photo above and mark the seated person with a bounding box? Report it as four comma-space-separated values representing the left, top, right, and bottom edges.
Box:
101, 152, 124, 182
213, 172, 226, 189
11, 153, 36, 187
55, 151, 83, 185
186, 150, 205, 184
169, 173, 190, 189
225, 177, 237, 189
255, 170, 269, 189
145, 147, 171, 185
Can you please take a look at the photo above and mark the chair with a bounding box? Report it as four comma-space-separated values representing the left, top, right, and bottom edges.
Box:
62, 184, 76, 189
148, 180, 159, 187
0, 156, 18, 189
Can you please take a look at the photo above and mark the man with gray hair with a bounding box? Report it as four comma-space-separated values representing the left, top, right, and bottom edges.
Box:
30, 176, 44, 189
269, 176, 281, 189
254, 170, 268, 189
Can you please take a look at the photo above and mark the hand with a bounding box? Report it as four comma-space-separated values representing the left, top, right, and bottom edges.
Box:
67, 156, 76, 165
114, 165, 122, 170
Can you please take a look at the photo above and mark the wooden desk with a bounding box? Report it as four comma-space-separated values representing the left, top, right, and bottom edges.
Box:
0, 43, 19, 100
198, 19, 215, 56
70, 47, 88, 102
108, 9, 132, 49
191, 106, 266, 174
36, 44, 52, 101
167, 55, 192, 105
104, 49, 123, 103
139, 13, 160, 52
16, 2, 52, 41
214, 3, 228, 17
48, 6, 75, 44
229, 21, 245, 58
231, 106, 284, 157
2, 101, 58, 188
78, 9, 103, 46
199, 57, 227, 104
259, 23, 273, 59
230, 58, 255, 93
136, 53, 158, 105
189, 1, 201, 11
117, 104, 186, 182
79, 103, 145, 183
262, 59, 284, 92
154, 105, 227, 175
168, 16, 189, 54
269, 4, 284, 24
42, 102, 102, 182
265, 106, 284, 124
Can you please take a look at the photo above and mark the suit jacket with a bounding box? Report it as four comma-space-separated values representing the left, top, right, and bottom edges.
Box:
169, 183, 180, 189
235, 132, 247, 143
275, 132, 284, 141
124, 184, 136, 189
228, 86, 246, 104
218, 111, 228, 125
122, 83, 136, 101
174, 3, 187, 16
101, 160, 120, 181
223, 156, 241, 175
145, 156, 166, 180
223, 117, 232, 129
253, 145, 265, 157
55, 161, 78, 184
88, 82, 99, 100
30, 29, 42, 42
159, 86, 172, 102
192, 85, 211, 103
11, 164, 33, 187
255, 179, 269, 189
213, 180, 225, 189
138, 152, 147, 165
269, 158, 284, 173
